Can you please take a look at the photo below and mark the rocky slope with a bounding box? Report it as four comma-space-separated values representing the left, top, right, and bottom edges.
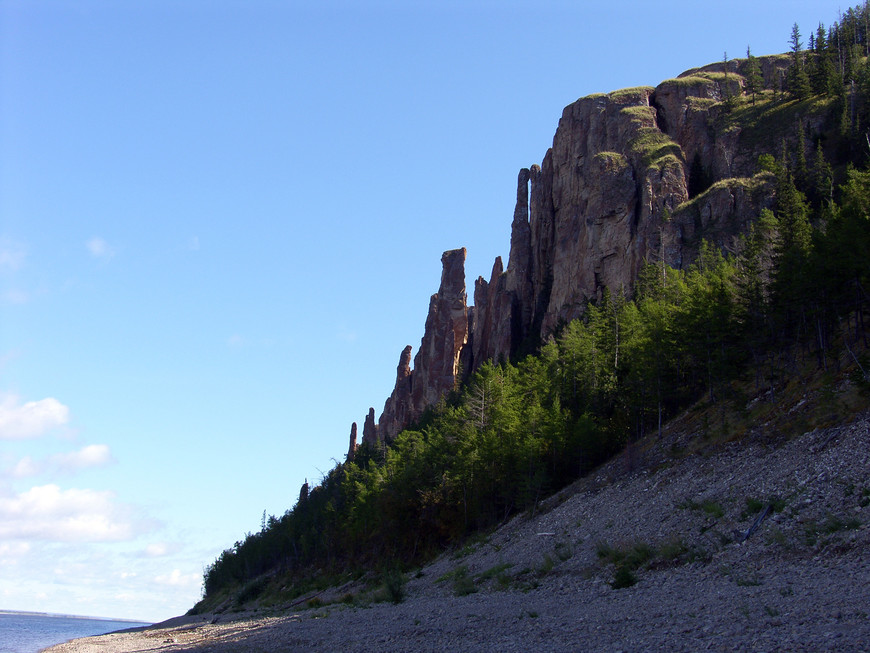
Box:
47, 408, 870, 652
365, 55, 808, 445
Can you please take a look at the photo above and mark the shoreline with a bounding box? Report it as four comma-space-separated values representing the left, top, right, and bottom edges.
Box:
0, 610, 149, 625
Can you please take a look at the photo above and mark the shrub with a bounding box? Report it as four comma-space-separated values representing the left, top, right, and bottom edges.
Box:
381, 569, 406, 604
451, 567, 478, 597
611, 566, 637, 589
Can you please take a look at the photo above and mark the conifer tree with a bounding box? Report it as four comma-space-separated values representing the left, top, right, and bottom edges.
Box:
794, 116, 808, 191
811, 23, 839, 96
745, 46, 763, 104
771, 158, 813, 339
812, 141, 834, 208
788, 23, 812, 100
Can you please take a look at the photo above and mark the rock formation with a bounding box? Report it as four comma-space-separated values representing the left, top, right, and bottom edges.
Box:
377, 249, 468, 441
365, 56, 788, 441
361, 408, 379, 447
346, 422, 358, 462
378, 346, 413, 442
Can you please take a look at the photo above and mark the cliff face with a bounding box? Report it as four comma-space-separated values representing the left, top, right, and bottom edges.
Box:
376, 249, 468, 442
361, 56, 796, 444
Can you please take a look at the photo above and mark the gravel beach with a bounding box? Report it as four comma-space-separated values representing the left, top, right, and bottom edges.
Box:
45, 412, 870, 652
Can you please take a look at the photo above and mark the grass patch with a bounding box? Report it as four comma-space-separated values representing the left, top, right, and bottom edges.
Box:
679, 498, 725, 519
821, 514, 862, 534
661, 75, 717, 88
596, 541, 653, 568
451, 533, 490, 559
628, 128, 684, 169
675, 174, 770, 216
609, 86, 655, 101
597, 540, 654, 589
476, 562, 514, 582
435, 565, 467, 584
620, 105, 655, 124
741, 495, 787, 520
656, 538, 689, 562
438, 563, 518, 596
593, 151, 629, 172
450, 567, 478, 597
686, 97, 718, 110
803, 513, 862, 546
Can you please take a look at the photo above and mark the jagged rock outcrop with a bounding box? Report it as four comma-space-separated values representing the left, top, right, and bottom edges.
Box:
346, 422, 358, 462
378, 346, 413, 442
378, 249, 468, 441
362, 408, 379, 447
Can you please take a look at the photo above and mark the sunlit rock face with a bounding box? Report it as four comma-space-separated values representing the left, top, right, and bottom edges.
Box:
346, 422, 358, 462
474, 61, 780, 353
378, 346, 412, 443
378, 249, 468, 442
361, 407, 379, 447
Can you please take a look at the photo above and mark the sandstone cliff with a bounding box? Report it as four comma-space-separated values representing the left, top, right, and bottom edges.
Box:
376, 249, 468, 441
365, 55, 814, 442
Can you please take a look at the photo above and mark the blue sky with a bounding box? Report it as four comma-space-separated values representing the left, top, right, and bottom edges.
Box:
0, 0, 834, 622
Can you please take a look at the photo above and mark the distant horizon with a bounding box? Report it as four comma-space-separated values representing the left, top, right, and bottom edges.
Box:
0, 608, 151, 624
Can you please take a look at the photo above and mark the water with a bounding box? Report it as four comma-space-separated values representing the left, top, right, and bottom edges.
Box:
0, 612, 151, 653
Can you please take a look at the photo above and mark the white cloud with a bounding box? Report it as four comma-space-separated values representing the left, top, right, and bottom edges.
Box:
0, 541, 31, 558
86, 237, 115, 260
0, 394, 70, 440
154, 568, 200, 589
0, 239, 26, 271
0, 484, 145, 542
10, 456, 40, 479
52, 444, 114, 473
6, 445, 113, 480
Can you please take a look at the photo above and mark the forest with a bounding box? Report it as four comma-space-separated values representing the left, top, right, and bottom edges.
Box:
196, 7, 870, 609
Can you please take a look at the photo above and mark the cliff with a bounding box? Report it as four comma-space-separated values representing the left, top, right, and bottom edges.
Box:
348, 54, 826, 446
